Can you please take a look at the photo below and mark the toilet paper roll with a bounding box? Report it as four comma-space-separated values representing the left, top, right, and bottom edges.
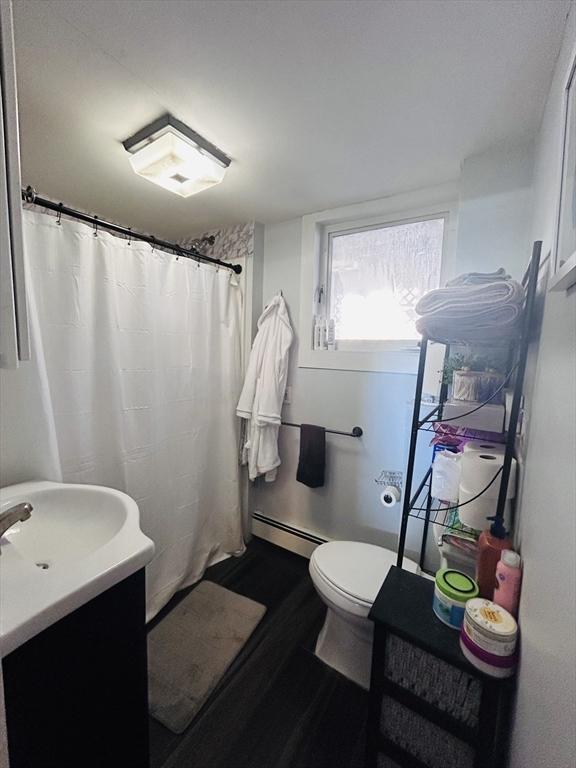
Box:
458, 486, 512, 530
380, 486, 401, 508
464, 441, 506, 456
460, 452, 517, 500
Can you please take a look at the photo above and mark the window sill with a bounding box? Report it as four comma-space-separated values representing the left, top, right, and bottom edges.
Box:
549, 251, 576, 292
298, 345, 421, 375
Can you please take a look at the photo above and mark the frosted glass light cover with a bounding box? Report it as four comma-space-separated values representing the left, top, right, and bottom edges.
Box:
127, 132, 226, 197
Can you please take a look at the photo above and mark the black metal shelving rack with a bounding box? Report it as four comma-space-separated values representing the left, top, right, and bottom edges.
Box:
396, 241, 542, 573
366, 567, 516, 768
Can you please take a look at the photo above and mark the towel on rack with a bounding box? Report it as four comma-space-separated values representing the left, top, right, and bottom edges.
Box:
296, 424, 326, 488
446, 268, 510, 287
414, 278, 524, 343
237, 292, 293, 481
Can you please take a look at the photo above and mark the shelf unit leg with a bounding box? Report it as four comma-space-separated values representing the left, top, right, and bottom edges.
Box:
397, 336, 429, 568
494, 242, 541, 523
419, 487, 433, 571
438, 343, 450, 420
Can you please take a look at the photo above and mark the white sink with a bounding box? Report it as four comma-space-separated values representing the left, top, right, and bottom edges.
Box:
0, 481, 154, 656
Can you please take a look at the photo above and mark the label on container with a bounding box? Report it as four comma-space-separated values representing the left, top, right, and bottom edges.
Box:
433, 591, 466, 629
463, 616, 517, 656
465, 598, 517, 638
480, 604, 503, 624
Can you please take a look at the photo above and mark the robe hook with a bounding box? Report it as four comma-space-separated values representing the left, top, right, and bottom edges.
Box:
24, 185, 36, 204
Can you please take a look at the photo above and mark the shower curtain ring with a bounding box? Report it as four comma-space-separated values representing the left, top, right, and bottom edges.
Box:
93, 216, 98, 237
151, 236, 156, 253
127, 227, 132, 246
56, 203, 63, 226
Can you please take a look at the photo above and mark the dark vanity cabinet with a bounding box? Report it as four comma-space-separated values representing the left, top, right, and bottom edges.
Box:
3, 569, 150, 768
366, 567, 515, 768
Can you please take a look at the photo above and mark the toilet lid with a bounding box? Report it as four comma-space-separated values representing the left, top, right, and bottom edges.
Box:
311, 541, 417, 604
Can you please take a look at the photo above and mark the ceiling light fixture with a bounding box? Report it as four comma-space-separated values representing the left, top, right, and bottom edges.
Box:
122, 114, 231, 198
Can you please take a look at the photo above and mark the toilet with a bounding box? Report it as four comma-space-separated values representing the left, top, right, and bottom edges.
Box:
309, 541, 419, 689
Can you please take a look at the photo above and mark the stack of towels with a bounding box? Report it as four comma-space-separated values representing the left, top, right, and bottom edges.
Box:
415, 268, 525, 343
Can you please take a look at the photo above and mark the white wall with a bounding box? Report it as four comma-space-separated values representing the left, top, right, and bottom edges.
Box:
250, 218, 426, 559
510, 6, 576, 767
456, 138, 534, 279
0, 314, 61, 487
250, 139, 535, 562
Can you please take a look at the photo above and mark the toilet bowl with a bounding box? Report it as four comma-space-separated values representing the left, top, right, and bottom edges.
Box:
309, 541, 418, 689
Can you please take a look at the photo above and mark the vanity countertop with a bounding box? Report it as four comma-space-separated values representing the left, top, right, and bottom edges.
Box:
0, 480, 154, 656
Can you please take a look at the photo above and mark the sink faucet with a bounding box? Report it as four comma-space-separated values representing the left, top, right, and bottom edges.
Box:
0, 502, 33, 547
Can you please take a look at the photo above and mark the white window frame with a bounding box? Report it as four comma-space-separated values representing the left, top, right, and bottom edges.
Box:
298, 183, 458, 374
321, 211, 448, 352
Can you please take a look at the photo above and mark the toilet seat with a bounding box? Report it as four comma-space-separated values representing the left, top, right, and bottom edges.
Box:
310, 556, 372, 616
310, 541, 418, 617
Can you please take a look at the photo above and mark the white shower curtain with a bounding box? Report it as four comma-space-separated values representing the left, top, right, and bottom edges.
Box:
21, 210, 245, 619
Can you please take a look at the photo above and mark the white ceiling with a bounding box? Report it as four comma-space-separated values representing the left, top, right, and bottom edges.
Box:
13, 0, 570, 240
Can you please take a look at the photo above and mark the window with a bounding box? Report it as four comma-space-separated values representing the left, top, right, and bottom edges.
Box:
298, 186, 457, 373
321, 215, 445, 349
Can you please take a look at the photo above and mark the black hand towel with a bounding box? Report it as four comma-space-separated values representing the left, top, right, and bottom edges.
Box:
296, 424, 326, 488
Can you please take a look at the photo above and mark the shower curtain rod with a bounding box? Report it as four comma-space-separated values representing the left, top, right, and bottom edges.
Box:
21, 186, 243, 275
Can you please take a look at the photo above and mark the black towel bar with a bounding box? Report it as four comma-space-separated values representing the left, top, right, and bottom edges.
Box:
281, 422, 363, 438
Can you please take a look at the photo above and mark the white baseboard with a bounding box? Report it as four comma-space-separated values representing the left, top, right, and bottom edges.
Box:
251, 512, 327, 559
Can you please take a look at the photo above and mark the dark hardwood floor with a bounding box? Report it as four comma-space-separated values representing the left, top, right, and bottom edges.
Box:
148, 537, 368, 768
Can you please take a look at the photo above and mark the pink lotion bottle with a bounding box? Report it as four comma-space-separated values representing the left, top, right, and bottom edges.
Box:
493, 550, 522, 617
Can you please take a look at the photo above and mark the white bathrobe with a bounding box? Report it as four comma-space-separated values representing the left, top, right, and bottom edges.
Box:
237, 293, 293, 481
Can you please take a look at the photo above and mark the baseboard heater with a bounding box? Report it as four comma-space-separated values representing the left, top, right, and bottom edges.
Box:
251, 512, 327, 546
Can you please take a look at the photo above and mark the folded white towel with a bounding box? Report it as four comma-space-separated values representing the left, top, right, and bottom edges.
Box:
415, 280, 524, 320
446, 268, 510, 287
415, 314, 521, 343
415, 279, 524, 343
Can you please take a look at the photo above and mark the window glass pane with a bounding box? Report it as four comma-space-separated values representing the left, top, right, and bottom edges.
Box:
329, 218, 444, 341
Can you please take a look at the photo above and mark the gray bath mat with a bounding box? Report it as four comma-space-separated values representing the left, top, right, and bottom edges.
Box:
148, 580, 266, 734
